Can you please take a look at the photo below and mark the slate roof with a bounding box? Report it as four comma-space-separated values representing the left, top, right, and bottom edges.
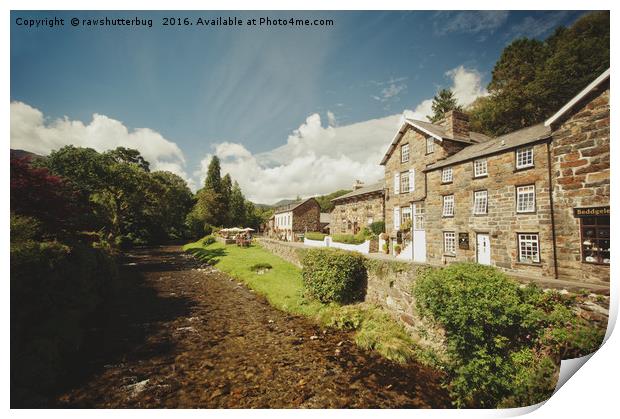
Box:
331, 182, 384, 202
424, 123, 552, 171
274, 197, 317, 214
379, 119, 492, 165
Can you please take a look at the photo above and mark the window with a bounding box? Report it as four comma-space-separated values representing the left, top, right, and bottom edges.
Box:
400, 171, 410, 193
516, 185, 536, 213
580, 215, 610, 264
442, 167, 453, 183
474, 159, 488, 177
426, 137, 435, 154
518, 233, 540, 263
401, 206, 412, 224
444, 232, 456, 255
401, 143, 409, 163
516, 147, 534, 169
473, 190, 488, 215
443, 194, 455, 217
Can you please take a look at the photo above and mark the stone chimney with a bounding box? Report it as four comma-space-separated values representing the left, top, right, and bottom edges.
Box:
440, 110, 470, 139
353, 180, 364, 190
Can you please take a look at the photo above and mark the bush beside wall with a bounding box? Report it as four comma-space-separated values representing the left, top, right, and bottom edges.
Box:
301, 248, 367, 304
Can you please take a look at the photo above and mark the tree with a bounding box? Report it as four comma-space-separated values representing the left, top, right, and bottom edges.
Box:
221, 173, 233, 226
194, 156, 228, 227
229, 181, 246, 226
468, 11, 609, 136
428, 88, 462, 123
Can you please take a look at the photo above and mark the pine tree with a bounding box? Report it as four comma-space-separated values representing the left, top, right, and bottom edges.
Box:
428, 89, 463, 123
229, 181, 246, 227
221, 174, 232, 226
195, 156, 226, 227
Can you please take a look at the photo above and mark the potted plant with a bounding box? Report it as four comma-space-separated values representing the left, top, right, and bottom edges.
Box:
382, 242, 389, 254
394, 244, 401, 255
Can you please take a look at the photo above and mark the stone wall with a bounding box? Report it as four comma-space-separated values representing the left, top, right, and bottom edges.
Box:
550, 83, 610, 285
331, 192, 384, 234
258, 238, 305, 267
292, 199, 321, 234
424, 141, 556, 278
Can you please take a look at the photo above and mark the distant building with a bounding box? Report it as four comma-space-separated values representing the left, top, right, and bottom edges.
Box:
271, 197, 321, 241
331, 181, 385, 235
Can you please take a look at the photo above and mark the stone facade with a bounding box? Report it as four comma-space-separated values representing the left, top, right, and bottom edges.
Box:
424, 141, 556, 278
270, 198, 321, 241
380, 71, 610, 287
549, 82, 610, 285
331, 183, 384, 234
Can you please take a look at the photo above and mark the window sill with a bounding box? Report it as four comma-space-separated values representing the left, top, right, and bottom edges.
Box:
516, 210, 536, 215
473, 213, 488, 216
514, 165, 535, 172
443, 253, 456, 257
442, 215, 454, 218
441, 181, 453, 185
515, 261, 542, 267
473, 175, 488, 179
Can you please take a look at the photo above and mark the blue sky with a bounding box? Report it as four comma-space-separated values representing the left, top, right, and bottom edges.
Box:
10, 10, 588, 203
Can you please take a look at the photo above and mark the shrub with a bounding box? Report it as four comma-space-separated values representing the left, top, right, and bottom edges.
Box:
413, 263, 604, 408
250, 262, 272, 272
394, 244, 401, 254
369, 221, 385, 235
301, 248, 367, 303
382, 242, 389, 253
202, 235, 216, 246
305, 232, 327, 241
11, 239, 117, 405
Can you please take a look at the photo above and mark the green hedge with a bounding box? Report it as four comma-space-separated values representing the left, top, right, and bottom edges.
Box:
301, 248, 367, 303
413, 263, 605, 408
331, 226, 374, 245
202, 235, 216, 246
305, 232, 327, 241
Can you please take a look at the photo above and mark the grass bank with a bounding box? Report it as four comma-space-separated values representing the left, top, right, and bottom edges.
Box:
183, 239, 420, 364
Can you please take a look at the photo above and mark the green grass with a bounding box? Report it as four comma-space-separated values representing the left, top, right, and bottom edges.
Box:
183, 239, 422, 364
183, 240, 323, 316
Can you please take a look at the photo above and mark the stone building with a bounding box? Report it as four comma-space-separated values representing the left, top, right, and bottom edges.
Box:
380, 69, 609, 288
331, 181, 385, 234
271, 197, 321, 241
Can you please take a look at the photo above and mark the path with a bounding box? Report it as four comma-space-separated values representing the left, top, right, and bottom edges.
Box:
56, 246, 450, 408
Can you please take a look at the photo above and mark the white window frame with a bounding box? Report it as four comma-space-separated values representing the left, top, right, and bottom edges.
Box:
393, 207, 400, 230
473, 159, 488, 177
426, 137, 435, 154
473, 190, 488, 215
408, 169, 415, 193
442, 167, 453, 183
518, 233, 540, 263
516, 185, 536, 213
516, 147, 534, 169
401, 206, 412, 224
401, 143, 409, 163
413, 203, 425, 230
400, 171, 410, 193
394, 172, 400, 194
444, 231, 456, 255
443, 194, 455, 217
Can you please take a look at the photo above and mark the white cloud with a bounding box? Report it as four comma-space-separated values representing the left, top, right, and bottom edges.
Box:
10, 101, 192, 187
446, 65, 488, 107
434, 11, 509, 35
196, 112, 401, 204
197, 66, 488, 203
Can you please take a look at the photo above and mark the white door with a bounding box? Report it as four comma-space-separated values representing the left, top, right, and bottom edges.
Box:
477, 234, 491, 265
412, 203, 426, 263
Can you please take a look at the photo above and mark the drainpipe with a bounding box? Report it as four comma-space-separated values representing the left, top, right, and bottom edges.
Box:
546, 140, 559, 279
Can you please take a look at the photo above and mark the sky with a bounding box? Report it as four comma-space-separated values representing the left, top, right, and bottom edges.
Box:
10, 10, 588, 204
